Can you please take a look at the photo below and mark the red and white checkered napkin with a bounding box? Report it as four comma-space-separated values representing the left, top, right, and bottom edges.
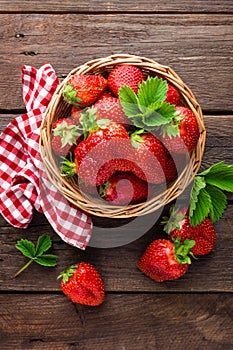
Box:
0, 63, 93, 249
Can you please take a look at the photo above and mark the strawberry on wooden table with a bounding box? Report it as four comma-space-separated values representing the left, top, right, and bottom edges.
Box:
162, 207, 217, 256
108, 65, 145, 96
58, 262, 105, 306
137, 238, 195, 282
162, 162, 233, 256
62, 73, 107, 108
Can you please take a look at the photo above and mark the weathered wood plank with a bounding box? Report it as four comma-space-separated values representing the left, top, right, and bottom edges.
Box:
0, 0, 232, 13
1, 293, 232, 350
0, 14, 232, 111
0, 204, 232, 292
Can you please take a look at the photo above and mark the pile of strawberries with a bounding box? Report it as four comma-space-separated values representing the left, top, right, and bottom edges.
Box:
51, 64, 200, 205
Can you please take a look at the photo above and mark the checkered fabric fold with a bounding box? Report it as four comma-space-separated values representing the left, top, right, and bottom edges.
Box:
0, 63, 92, 249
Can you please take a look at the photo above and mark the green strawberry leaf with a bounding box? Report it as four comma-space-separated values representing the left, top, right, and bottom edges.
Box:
14, 234, 57, 277
35, 254, 58, 267
161, 205, 186, 234
15, 239, 36, 259
137, 76, 168, 106
62, 84, 82, 107
118, 85, 141, 117
119, 77, 176, 130
57, 265, 77, 284
199, 161, 233, 192
142, 102, 176, 127
189, 176, 206, 219
173, 237, 196, 265
190, 187, 212, 227
205, 184, 227, 224
96, 118, 111, 129
35, 233, 52, 257
160, 123, 180, 138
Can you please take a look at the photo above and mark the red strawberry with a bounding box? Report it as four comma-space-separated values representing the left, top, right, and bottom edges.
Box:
62, 74, 107, 108
62, 118, 133, 186
58, 262, 105, 306
97, 93, 113, 101
99, 172, 150, 205
161, 106, 200, 154
108, 65, 145, 96
51, 118, 81, 156
162, 151, 187, 183
137, 238, 195, 282
165, 84, 180, 105
94, 95, 129, 126
71, 105, 83, 125
163, 149, 177, 182
163, 207, 217, 256
131, 131, 166, 184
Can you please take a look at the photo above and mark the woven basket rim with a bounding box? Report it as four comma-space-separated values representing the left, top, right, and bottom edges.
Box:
39, 54, 206, 218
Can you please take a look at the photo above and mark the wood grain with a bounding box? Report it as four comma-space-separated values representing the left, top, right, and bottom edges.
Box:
1, 293, 233, 350
0, 204, 232, 292
0, 1, 232, 13
0, 14, 232, 111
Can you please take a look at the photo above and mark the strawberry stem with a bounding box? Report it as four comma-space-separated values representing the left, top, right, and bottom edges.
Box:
13, 259, 34, 278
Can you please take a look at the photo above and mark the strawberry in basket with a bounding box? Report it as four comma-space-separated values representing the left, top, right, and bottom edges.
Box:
160, 106, 200, 154
99, 172, 151, 205
129, 130, 167, 184
51, 118, 81, 156
62, 73, 107, 108
71, 94, 130, 127
61, 112, 133, 186
94, 94, 129, 127
108, 65, 145, 96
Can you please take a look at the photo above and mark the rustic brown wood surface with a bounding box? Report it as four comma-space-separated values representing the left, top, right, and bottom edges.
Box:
0, 1, 233, 349
0, 14, 232, 111
0, 1, 232, 13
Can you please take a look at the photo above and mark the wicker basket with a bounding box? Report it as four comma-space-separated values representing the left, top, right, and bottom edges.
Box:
39, 54, 206, 218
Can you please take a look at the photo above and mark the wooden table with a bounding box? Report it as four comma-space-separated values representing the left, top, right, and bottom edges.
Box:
0, 2, 233, 349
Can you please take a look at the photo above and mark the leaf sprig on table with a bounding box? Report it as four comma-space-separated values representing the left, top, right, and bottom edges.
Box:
14, 234, 58, 277
190, 162, 233, 226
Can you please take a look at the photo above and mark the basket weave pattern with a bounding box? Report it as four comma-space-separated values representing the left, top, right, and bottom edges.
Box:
40, 54, 206, 218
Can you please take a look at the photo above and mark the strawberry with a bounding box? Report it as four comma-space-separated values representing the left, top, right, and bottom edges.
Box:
162, 207, 217, 256
137, 238, 195, 282
165, 84, 180, 105
130, 131, 166, 184
71, 105, 83, 125
108, 65, 145, 96
162, 151, 187, 183
163, 149, 177, 182
51, 118, 81, 156
97, 93, 113, 101
99, 172, 150, 205
58, 262, 105, 306
94, 95, 129, 126
161, 106, 200, 154
61, 116, 133, 186
62, 74, 107, 108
